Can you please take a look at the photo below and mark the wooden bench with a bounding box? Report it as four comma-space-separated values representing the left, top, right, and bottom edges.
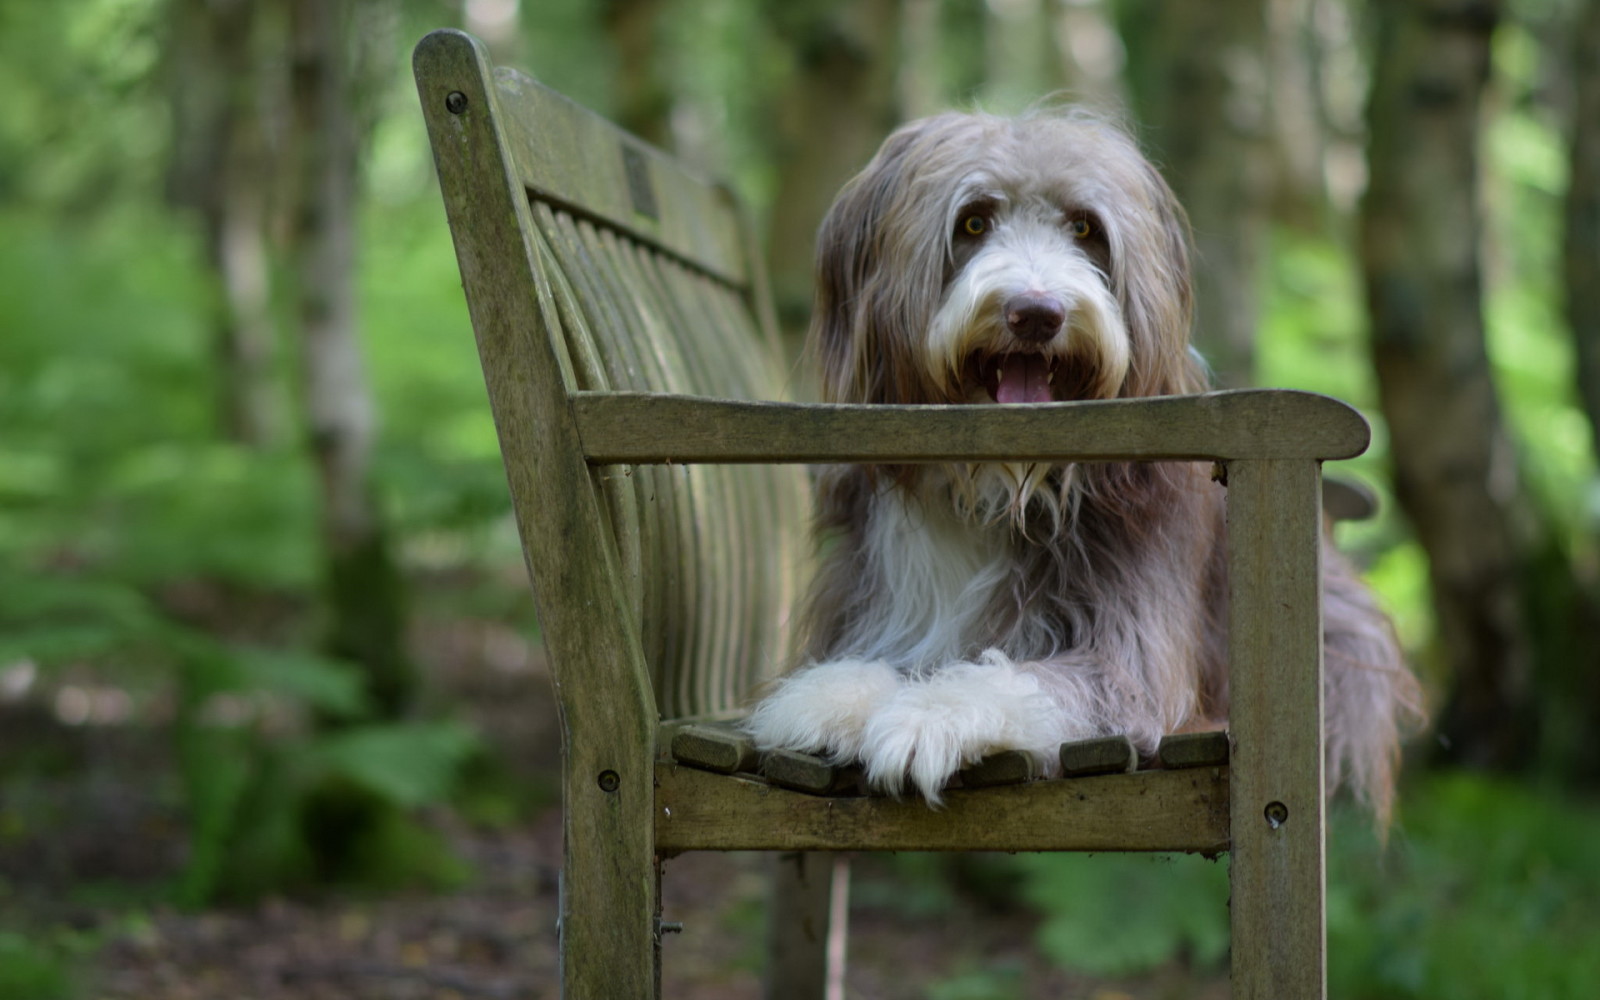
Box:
415, 28, 1360, 999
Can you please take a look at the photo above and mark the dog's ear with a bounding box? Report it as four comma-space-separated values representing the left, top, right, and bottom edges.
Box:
809, 118, 955, 405
1109, 157, 1205, 396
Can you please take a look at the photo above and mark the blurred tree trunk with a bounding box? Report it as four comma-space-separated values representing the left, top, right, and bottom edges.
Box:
1134, 0, 1272, 388
1558, 0, 1600, 781
1360, 0, 1537, 771
764, 0, 902, 353
1050, 0, 1127, 113
1264, 0, 1328, 224
603, 0, 672, 148
1304, 0, 1369, 213
165, 0, 279, 446
984, 0, 1054, 110
897, 0, 942, 120
283, 0, 414, 719
1569, 0, 1600, 453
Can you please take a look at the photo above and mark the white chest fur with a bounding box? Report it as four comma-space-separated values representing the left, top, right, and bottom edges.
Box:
838, 490, 1014, 673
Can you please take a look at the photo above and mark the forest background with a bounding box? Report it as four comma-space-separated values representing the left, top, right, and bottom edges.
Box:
2, 0, 1600, 997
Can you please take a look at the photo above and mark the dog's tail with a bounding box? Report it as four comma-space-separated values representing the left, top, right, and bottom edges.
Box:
1321, 544, 1427, 829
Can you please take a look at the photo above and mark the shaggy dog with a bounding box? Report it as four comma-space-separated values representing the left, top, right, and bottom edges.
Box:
744, 108, 1423, 821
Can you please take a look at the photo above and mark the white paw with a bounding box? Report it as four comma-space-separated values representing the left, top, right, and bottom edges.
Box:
858, 651, 1079, 803
744, 659, 902, 761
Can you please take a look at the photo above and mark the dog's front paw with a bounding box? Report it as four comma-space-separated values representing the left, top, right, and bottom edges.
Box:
744, 659, 902, 761
858, 653, 1066, 803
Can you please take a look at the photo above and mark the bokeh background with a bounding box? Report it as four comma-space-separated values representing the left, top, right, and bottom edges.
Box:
2, 0, 1599, 997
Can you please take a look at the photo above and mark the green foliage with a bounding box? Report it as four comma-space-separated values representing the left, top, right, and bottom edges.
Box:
0, 0, 517, 911
172, 711, 479, 905
313, 721, 479, 808
0, 931, 75, 1000
1482, 36, 1598, 542
1012, 851, 1230, 978
926, 962, 1027, 1000
999, 774, 1600, 995
1328, 774, 1600, 1000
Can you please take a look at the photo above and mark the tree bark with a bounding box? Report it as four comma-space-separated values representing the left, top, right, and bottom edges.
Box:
1568, 0, 1600, 451
897, 0, 943, 121
1134, 0, 1273, 388
165, 0, 279, 445
284, 0, 413, 719
1360, 0, 1536, 771
1556, 0, 1600, 781
763, 0, 902, 353
1264, 0, 1328, 224
602, 0, 672, 149
983, 0, 1053, 111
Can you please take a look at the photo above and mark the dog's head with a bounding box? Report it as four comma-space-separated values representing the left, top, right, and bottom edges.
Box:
810, 109, 1204, 408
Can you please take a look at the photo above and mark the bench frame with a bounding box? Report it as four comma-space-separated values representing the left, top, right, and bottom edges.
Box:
415, 28, 1348, 999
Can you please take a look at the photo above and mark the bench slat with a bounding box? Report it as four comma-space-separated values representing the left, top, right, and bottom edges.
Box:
530, 198, 809, 720
533, 206, 688, 702
490, 66, 750, 287
1059, 735, 1139, 776
1159, 731, 1232, 769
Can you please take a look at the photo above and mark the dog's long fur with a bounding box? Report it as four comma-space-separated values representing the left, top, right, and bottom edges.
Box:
745, 108, 1423, 822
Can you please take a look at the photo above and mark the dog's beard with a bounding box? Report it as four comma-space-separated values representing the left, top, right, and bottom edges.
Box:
941, 461, 1076, 540
920, 225, 1129, 536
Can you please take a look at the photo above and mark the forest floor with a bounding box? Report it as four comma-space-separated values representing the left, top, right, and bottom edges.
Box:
1, 599, 1229, 1000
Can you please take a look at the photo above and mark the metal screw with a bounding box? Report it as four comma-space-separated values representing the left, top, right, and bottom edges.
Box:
657, 921, 684, 935
445, 91, 469, 115
597, 769, 621, 793
1264, 800, 1289, 829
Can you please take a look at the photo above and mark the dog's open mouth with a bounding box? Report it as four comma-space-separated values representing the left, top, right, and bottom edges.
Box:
967, 352, 1061, 404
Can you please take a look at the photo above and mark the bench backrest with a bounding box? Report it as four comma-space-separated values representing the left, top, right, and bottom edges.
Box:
416, 33, 811, 721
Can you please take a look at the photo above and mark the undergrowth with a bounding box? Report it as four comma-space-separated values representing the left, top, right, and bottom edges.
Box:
862, 772, 1600, 999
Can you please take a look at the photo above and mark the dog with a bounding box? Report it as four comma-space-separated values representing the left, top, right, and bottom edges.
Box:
744, 107, 1423, 822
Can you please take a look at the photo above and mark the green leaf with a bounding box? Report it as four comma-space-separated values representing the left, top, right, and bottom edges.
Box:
1015, 852, 1230, 978
227, 645, 369, 719
313, 721, 479, 808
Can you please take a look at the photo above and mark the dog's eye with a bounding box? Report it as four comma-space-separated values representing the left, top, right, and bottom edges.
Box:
960, 214, 988, 237
1069, 218, 1093, 239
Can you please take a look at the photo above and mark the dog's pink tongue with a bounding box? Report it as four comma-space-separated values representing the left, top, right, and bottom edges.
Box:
995, 355, 1053, 404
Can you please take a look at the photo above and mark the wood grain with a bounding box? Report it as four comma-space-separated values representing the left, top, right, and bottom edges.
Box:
1158, 731, 1231, 770
959, 750, 1039, 787
486, 60, 750, 287
414, 30, 662, 997
761, 750, 856, 795
670, 724, 759, 775
1226, 459, 1327, 999
571, 389, 1371, 465
655, 762, 1231, 855
1059, 735, 1139, 776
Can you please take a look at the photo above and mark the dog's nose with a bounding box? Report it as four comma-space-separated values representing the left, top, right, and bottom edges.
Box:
1004, 294, 1066, 342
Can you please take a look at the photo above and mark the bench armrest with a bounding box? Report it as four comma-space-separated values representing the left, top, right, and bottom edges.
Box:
570, 388, 1370, 465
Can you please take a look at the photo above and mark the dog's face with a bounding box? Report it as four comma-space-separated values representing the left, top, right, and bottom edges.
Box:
811, 110, 1203, 408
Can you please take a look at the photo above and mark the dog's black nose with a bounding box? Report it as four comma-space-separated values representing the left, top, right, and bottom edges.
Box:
1004, 294, 1065, 342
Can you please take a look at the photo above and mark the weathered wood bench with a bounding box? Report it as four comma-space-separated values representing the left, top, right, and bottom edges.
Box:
415, 28, 1356, 999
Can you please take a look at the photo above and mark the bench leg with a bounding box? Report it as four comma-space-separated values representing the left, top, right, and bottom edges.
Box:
1226, 459, 1328, 998
766, 852, 849, 1000
560, 761, 661, 998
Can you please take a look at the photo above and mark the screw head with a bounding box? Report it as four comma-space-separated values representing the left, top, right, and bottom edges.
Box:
445, 91, 469, 115
597, 770, 621, 793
